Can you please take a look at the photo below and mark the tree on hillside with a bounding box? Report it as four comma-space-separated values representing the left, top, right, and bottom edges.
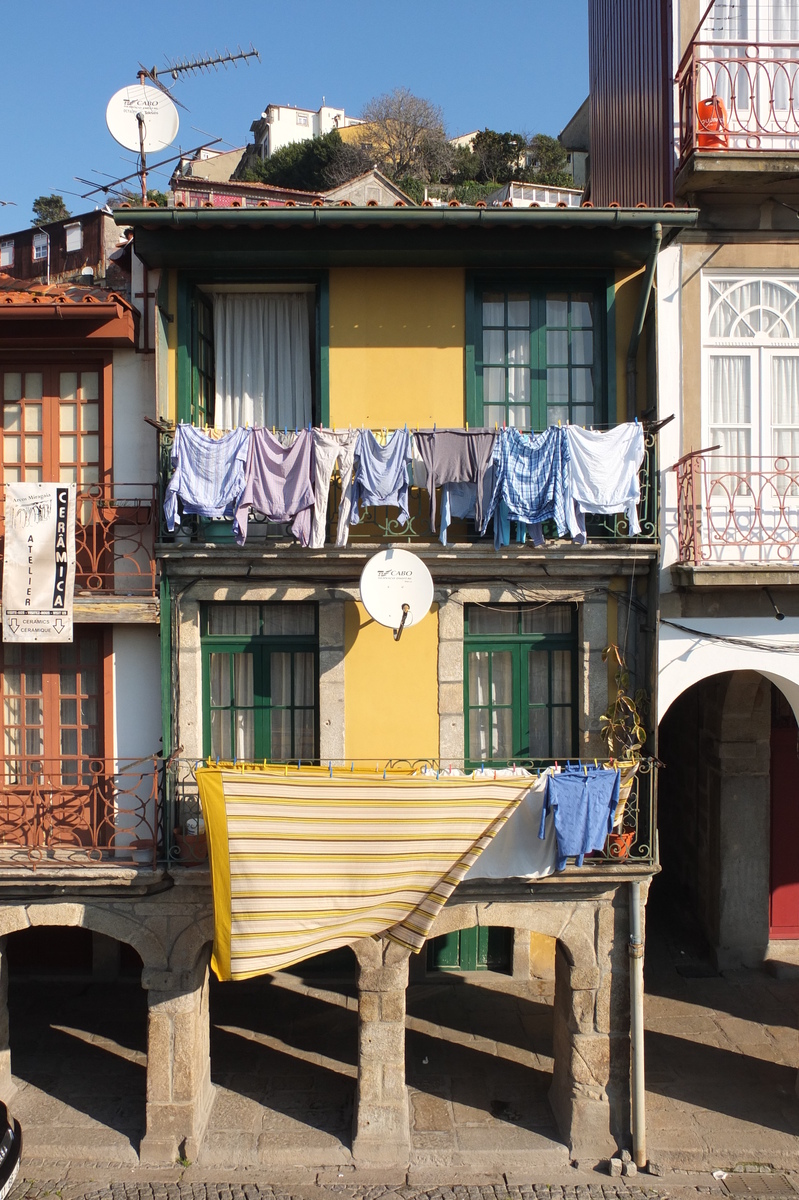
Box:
237, 130, 345, 192
522, 134, 573, 187
359, 88, 449, 180
463, 129, 528, 184
322, 141, 376, 188
32, 194, 70, 224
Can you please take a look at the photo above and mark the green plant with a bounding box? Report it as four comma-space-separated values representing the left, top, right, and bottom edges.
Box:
600, 643, 649, 761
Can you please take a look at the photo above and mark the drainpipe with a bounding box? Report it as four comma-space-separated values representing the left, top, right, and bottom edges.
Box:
629, 879, 646, 1168
626, 223, 662, 421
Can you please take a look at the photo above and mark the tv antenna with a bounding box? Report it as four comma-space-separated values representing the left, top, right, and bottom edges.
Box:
106, 47, 260, 204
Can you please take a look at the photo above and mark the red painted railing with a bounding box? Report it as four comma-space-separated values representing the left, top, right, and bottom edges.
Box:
675, 452, 799, 563
678, 40, 799, 163
0, 483, 158, 597
0, 757, 160, 869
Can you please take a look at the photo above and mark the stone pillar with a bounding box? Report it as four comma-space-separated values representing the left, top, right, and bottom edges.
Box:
549, 897, 630, 1161
139, 955, 213, 1165
319, 601, 346, 763
438, 596, 465, 764
352, 936, 411, 1168
581, 595, 609, 758
0, 938, 12, 1101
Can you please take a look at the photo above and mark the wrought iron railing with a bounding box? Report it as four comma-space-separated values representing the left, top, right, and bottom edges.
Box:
675, 451, 799, 563
678, 40, 799, 162
158, 428, 659, 548
0, 483, 158, 597
0, 756, 161, 869
165, 756, 658, 869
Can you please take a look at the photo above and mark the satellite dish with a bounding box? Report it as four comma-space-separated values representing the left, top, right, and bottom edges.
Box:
106, 85, 179, 153
360, 548, 434, 641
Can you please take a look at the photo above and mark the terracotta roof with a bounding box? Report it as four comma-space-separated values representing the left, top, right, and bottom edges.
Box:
0, 274, 134, 312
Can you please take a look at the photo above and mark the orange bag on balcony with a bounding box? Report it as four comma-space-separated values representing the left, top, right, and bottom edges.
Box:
697, 96, 729, 150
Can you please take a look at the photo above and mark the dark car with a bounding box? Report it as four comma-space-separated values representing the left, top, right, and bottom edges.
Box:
0, 1102, 21, 1200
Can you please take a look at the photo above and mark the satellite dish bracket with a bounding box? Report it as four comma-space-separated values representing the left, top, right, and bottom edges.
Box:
393, 603, 411, 642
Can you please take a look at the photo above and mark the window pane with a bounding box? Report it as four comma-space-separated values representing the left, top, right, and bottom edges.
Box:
60, 373, 78, 401
521, 604, 572, 634
484, 405, 506, 429
235, 711, 254, 760
483, 330, 505, 364
261, 604, 315, 636
81, 698, 98, 727
469, 708, 490, 760
271, 653, 292, 706
60, 699, 77, 726
209, 654, 231, 707
3, 405, 20, 432
468, 651, 490, 706
233, 654, 253, 706
23, 405, 42, 432
546, 330, 569, 365
507, 294, 530, 327
709, 357, 751, 424
207, 605, 260, 636
528, 707, 550, 758
508, 404, 531, 428
528, 651, 549, 705
61, 727, 78, 757
483, 367, 505, 406
483, 294, 504, 325
294, 652, 315, 706
547, 368, 569, 404
552, 650, 572, 704
507, 329, 530, 365
3, 374, 21, 403
571, 330, 593, 366
210, 710, 231, 760
24, 374, 42, 400
571, 295, 593, 327
271, 709, 292, 760
507, 368, 529, 403
546, 295, 568, 326
552, 708, 572, 759
492, 708, 513, 758
81, 373, 99, 401
294, 709, 315, 759
469, 607, 517, 635
491, 651, 512, 705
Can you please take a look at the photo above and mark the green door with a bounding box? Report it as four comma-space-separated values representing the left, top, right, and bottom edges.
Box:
426, 926, 512, 972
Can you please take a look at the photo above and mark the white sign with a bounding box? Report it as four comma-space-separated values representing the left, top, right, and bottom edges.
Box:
2, 483, 76, 643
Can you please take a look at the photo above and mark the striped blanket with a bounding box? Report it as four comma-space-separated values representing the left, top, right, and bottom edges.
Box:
196, 766, 532, 981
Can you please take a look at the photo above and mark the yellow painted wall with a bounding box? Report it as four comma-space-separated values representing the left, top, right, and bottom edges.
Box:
613, 266, 646, 423
329, 268, 465, 428
344, 599, 440, 761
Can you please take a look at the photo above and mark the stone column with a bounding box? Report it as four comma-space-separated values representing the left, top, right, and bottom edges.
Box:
352, 936, 411, 1168
549, 896, 630, 1161
438, 596, 464, 764
581, 595, 609, 758
319, 600, 346, 763
139, 955, 213, 1165
0, 938, 12, 1101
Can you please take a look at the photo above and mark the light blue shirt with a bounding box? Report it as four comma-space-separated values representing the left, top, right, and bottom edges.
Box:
164, 424, 251, 531
350, 429, 411, 528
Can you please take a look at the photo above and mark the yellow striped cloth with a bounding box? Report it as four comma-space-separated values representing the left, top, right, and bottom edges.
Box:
196, 765, 532, 981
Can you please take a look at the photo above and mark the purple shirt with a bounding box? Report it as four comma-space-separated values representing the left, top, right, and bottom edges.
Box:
234, 428, 315, 546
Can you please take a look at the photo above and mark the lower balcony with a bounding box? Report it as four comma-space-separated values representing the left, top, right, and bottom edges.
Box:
675, 451, 799, 565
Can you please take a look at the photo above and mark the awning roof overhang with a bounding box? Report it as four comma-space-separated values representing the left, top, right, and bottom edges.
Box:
115, 206, 698, 272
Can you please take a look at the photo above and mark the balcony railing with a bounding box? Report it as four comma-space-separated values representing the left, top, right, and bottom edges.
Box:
678, 40, 799, 163
158, 428, 659, 548
166, 757, 658, 869
675, 451, 799, 563
0, 483, 158, 597
0, 756, 161, 869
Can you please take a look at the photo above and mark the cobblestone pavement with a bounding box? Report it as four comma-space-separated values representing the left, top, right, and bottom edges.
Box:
7, 1169, 799, 1200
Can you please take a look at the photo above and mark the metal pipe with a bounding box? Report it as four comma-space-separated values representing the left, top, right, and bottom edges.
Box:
629, 879, 646, 1168
626, 223, 662, 422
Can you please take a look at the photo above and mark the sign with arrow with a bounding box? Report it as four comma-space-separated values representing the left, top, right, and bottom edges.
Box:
2, 483, 76, 643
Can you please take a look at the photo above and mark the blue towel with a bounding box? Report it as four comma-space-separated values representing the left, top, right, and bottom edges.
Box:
539, 767, 620, 870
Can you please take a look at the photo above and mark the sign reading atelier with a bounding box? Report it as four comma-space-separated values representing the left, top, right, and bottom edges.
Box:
2, 483, 76, 643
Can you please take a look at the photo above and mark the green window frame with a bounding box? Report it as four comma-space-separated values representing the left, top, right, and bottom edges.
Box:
463, 603, 577, 767
177, 277, 330, 428
466, 278, 613, 431
201, 603, 319, 762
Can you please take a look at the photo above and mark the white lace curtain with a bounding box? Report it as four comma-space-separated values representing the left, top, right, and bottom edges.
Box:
709, 355, 752, 459
213, 293, 312, 431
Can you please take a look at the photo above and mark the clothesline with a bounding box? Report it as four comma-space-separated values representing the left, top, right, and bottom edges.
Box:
163, 422, 647, 550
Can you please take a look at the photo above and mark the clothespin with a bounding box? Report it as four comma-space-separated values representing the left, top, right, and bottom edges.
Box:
594, 758, 598, 769
558, 419, 562, 427
465, 421, 469, 431
433, 422, 436, 432
272, 425, 276, 435
584, 763, 588, 775
284, 763, 288, 776
634, 415, 639, 425
216, 756, 220, 766
284, 425, 288, 438
383, 767, 387, 779
495, 422, 498, 431
308, 422, 311, 432
351, 760, 354, 772
329, 761, 333, 777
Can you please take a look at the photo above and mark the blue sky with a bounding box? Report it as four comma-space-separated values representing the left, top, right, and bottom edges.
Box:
0, 0, 588, 237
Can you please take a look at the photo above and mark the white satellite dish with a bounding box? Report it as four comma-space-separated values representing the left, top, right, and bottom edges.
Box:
106, 85, 179, 154
360, 548, 434, 641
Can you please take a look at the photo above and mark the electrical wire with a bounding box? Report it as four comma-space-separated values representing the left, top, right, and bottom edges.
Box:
661, 617, 799, 654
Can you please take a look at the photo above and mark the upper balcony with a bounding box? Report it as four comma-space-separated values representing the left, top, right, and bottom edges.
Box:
677, 38, 799, 193
674, 450, 799, 575
156, 427, 661, 579
0, 482, 158, 616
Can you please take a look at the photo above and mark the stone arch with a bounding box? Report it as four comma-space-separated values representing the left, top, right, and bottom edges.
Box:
168, 916, 215, 975
424, 899, 598, 972
0, 901, 167, 971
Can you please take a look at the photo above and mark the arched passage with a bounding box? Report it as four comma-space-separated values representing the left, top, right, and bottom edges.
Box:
657, 667, 799, 967
4, 923, 147, 1163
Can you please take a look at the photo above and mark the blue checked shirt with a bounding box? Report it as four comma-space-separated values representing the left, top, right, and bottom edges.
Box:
483, 427, 572, 548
